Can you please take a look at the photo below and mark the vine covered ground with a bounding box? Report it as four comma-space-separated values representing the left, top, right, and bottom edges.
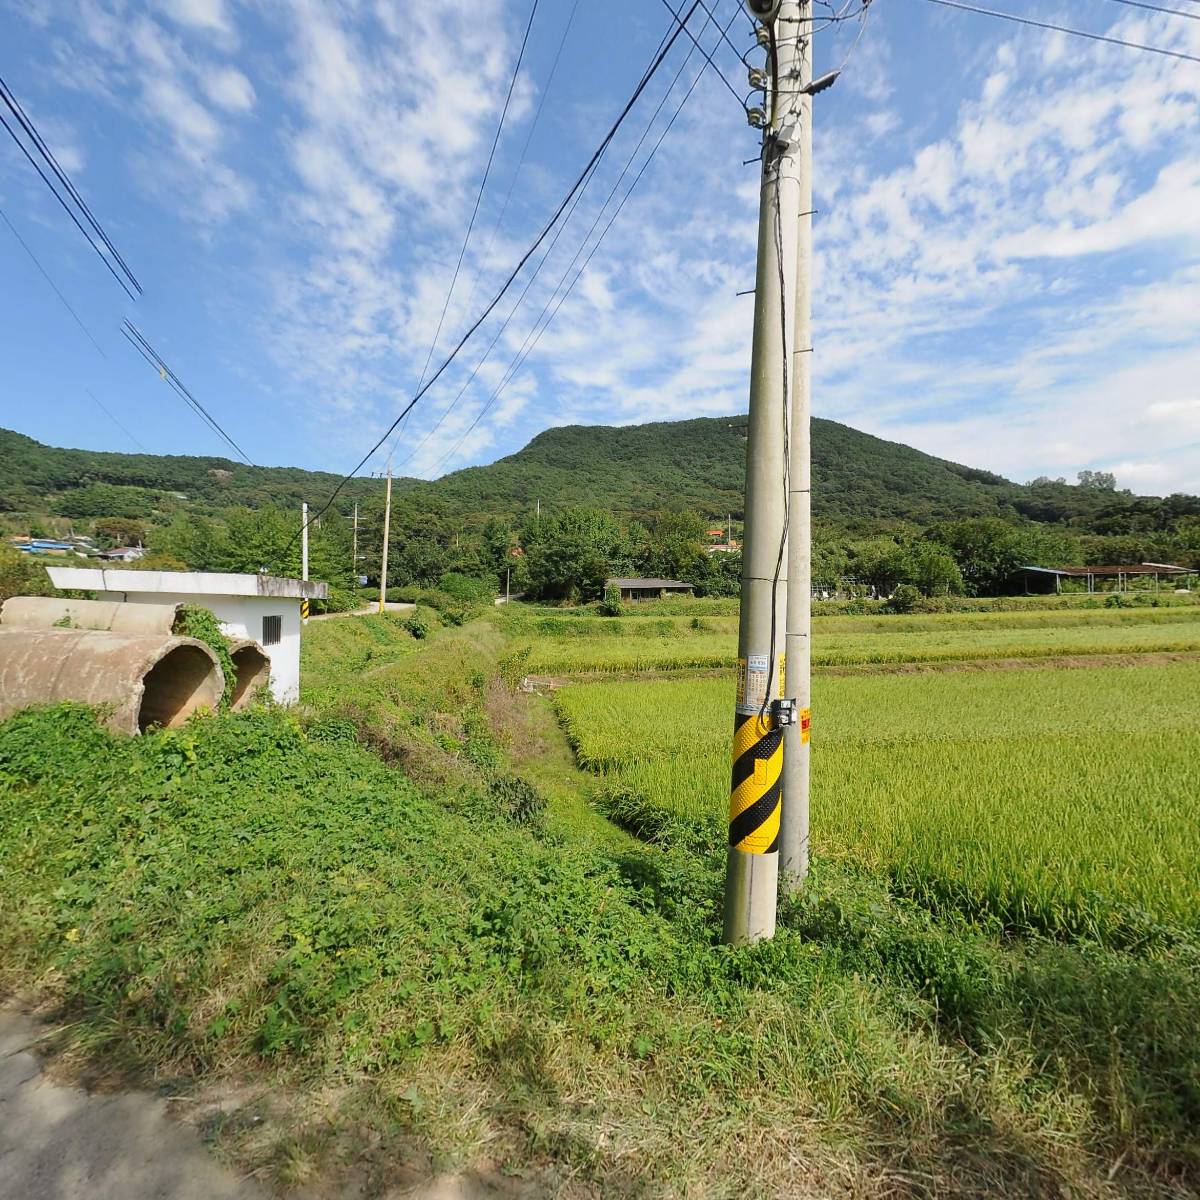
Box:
1, 603, 1197, 1197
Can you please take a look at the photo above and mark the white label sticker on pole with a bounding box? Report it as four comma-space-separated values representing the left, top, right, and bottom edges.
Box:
743, 653, 770, 709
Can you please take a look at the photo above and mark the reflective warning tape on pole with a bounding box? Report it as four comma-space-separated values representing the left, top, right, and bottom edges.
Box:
301, 598, 310, 624
729, 711, 783, 853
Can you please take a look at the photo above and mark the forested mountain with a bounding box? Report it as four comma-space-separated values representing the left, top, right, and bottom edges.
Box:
0, 427, 408, 520
6, 416, 1193, 535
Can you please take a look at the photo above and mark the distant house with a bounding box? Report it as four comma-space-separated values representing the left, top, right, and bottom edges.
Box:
13, 539, 75, 555
607, 577, 694, 602
97, 546, 146, 562
45, 567, 327, 703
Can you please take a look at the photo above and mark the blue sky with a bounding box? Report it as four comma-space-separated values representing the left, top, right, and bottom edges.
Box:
1, 0, 1198, 496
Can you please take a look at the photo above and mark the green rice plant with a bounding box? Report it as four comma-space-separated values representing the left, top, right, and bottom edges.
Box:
556, 662, 1200, 938
528, 616, 1200, 675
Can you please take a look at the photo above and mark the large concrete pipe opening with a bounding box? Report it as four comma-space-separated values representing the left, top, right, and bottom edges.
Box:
227, 640, 271, 710
0, 630, 224, 736
138, 642, 226, 731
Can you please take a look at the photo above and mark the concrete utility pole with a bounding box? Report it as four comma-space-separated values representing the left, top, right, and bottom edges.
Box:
779, 0, 814, 892
723, 0, 807, 945
378, 468, 393, 615
301, 502, 309, 582
352, 501, 359, 579
300, 501, 310, 624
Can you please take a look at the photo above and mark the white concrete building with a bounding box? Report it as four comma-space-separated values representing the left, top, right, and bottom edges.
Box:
45, 568, 327, 704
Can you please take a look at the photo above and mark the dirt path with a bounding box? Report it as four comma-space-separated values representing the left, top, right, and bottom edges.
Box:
0, 1008, 263, 1200
0, 1008, 544, 1200
309, 603, 415, 621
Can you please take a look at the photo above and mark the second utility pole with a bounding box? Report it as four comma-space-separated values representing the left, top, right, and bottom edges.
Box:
378, 468, 392, 615
723, 0, 806, 945
780, 0, 814, 891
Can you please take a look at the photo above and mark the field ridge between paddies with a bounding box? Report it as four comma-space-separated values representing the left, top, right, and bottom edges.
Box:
517, 607, 1200, 676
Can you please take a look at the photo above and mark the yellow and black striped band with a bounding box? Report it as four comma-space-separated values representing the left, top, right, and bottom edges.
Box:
300, 598, 310, 621
728, 711, 782, 854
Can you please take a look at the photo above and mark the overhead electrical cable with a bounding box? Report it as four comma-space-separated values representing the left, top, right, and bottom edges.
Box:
1098, 0, 1200, 20
914, 0, 1200, 62
85, 389, 150, 454
287, 1, 704, 547
391, 151, 608, 472
376, 0, 541, 472
431, 4, 743, 475
396, 8, 706, 473
458, 0, 584, 328
0, 202, 107, 358
392, 13, 687, 472
0, 73, 141, 292
122, 320, 253, 464
0, 110, 138, 301
656, 0, 747, 106
406, 0, 542, 401
121, 328, 231, 453
693, 0, 756, 64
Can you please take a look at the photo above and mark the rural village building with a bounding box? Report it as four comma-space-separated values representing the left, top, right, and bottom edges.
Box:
1014, 562, 1194, 594
46, 567, 327, 703
607, 577, 695, 601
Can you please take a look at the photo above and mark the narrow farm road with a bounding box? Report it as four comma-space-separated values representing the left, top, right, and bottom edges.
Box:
0, 1008, 264, 1200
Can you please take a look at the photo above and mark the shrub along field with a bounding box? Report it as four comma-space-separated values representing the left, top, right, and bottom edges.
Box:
517, 606, 1200, 675
2, 606, 1199, 1196
555, 662, 1200, 940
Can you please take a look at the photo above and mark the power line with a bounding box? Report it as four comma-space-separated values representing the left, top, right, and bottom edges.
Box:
395, 14, 691, 471
656, 0, 746, 107
406, 0, 542, 410
432, 4, 742, 475
0, 73, 141, 293
694, 0, 755, 65
1099, 0, 1200, 20
122, 321, 253, 464
0, 202, 107, 358
914, 0, 1200, 63
0, 109, 138, 302
392, 150, 607, 472
458, 0, 584, 331
289, 1, 703, 547
86, 389, 150, 454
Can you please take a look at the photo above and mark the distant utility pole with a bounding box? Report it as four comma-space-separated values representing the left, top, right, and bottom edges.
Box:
301, 501, 310, 624
378, 468, 393, 615
723, 0, 812, 946
779, 0, 815, 892
301, 501, 309, 581
352, 502, 359, 578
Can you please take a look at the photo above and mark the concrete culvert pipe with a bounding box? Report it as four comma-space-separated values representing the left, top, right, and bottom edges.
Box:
0, 629, 224, 735
226, 639, 270, 710
1, 596, 183, 635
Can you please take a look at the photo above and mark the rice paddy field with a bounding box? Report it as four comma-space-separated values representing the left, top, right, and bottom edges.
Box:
554, 649, 1200, 942
517, 606, 1200, 674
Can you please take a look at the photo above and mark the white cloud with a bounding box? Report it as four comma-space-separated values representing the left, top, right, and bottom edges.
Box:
156, 0, 233, 38
203, 66, 255, 112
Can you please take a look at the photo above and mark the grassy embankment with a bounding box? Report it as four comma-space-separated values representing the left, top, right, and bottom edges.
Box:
1, 605, 1198, 1196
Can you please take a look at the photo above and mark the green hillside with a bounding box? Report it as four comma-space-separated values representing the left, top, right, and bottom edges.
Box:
420, 415, 1021, 526
2, 415, 1196, 538
0, 427, 410, 521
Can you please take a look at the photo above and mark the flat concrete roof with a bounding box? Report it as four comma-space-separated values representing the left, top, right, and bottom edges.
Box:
46, 567, 329, 600
607, 577, 694, 589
